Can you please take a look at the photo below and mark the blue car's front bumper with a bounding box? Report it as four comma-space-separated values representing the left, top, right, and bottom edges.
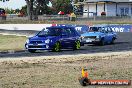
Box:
25, 43, 52, 50
82, 39, 100, 44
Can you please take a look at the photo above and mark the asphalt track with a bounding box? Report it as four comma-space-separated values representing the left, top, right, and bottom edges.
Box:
0, 32, 132, 58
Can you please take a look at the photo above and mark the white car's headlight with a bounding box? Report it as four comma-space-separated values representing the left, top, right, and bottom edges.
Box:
26, 39, 29, 43
45, 39, 50, 43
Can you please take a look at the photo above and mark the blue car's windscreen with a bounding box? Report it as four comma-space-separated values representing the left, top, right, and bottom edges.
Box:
89, 27, 107, 32
89, 27, 100, 32
37, 28, 62, 37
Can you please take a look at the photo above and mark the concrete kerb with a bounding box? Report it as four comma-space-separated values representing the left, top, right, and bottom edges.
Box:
0, 50, 26, 54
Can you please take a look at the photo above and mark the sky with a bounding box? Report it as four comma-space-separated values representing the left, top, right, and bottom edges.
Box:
0, 0, 52, 10
0, 0, 26, 10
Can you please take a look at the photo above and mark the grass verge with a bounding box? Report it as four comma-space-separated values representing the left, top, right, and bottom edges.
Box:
1, 19, 132, 24
0, 34, 27, 51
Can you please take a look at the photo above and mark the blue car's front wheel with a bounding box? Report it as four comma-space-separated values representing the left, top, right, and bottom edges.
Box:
73, 40, 81, 50
52, 42, 61, 52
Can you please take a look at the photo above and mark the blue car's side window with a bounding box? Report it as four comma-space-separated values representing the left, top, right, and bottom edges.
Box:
37, 28, 62, 36
69, 29, 76, 36
67, 28, 73, 36
64, 28, 73, 37
62, 29, 68, 36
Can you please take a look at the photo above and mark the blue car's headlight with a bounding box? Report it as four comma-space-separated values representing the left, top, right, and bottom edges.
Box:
45, 39, 52, 43
26, 39, 29, 43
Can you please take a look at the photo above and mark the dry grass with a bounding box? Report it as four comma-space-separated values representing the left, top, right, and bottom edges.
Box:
1, 19, 132, 24
0, 52, 132, 88
0, 34, 27, 51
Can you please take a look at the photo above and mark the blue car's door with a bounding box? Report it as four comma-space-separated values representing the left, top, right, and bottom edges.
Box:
107, 27, 114, 43
103, 27, 112, 43
67, 28, 77, 47
60, 28, 72, 48
101, 27, 109, 42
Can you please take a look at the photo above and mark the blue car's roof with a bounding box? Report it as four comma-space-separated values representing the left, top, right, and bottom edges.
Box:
46, 26, 74, 29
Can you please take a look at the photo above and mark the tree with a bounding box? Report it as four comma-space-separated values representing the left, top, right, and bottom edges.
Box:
0, 0, 9, 2
33, 0, 49, 20
74, 0, 78, 4
21, 5, 27, 15
4, 8, 11, 14
72, 0, 84, 14
15, 9, 20, 13
52, 0, 73, 14
25, 0, 50, 20
25, 0, 34, 20
1, 0, 50, 20
74, 0, 84, 3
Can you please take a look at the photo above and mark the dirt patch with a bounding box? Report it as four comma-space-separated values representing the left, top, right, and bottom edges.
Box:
0, 51, 132, 88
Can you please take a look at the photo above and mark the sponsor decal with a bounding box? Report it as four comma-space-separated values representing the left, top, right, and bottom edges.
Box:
75, 25, 89, 34
111, 27, 124, 32
109, 25, 131, 32
0, 24, 132, 32
75, 27, 82, 31
78, 68, 131, 86
60, 24, 132, 33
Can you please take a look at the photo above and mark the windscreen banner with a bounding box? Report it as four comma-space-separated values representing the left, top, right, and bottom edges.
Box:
57, 24, 132, 33
109, 25, 132, 32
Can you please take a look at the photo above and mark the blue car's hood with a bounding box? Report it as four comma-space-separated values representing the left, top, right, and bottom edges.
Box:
29, 36, 57, 41
81, 32, 103, 36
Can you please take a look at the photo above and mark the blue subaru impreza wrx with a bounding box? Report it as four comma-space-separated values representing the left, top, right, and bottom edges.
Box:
25, 26, 82, 53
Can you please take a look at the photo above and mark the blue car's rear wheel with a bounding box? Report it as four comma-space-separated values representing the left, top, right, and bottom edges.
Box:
28, 49, 36, 53
111, 37, 115, 44
73, 40, 81, 50
52, 42, 61, 52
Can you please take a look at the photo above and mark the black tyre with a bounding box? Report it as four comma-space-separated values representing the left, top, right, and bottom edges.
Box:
111, 38, 115, 44
79, 77, 90, 86
73, 40, 81, 50
52, 42, 61, 52
28, 49, 36, 53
